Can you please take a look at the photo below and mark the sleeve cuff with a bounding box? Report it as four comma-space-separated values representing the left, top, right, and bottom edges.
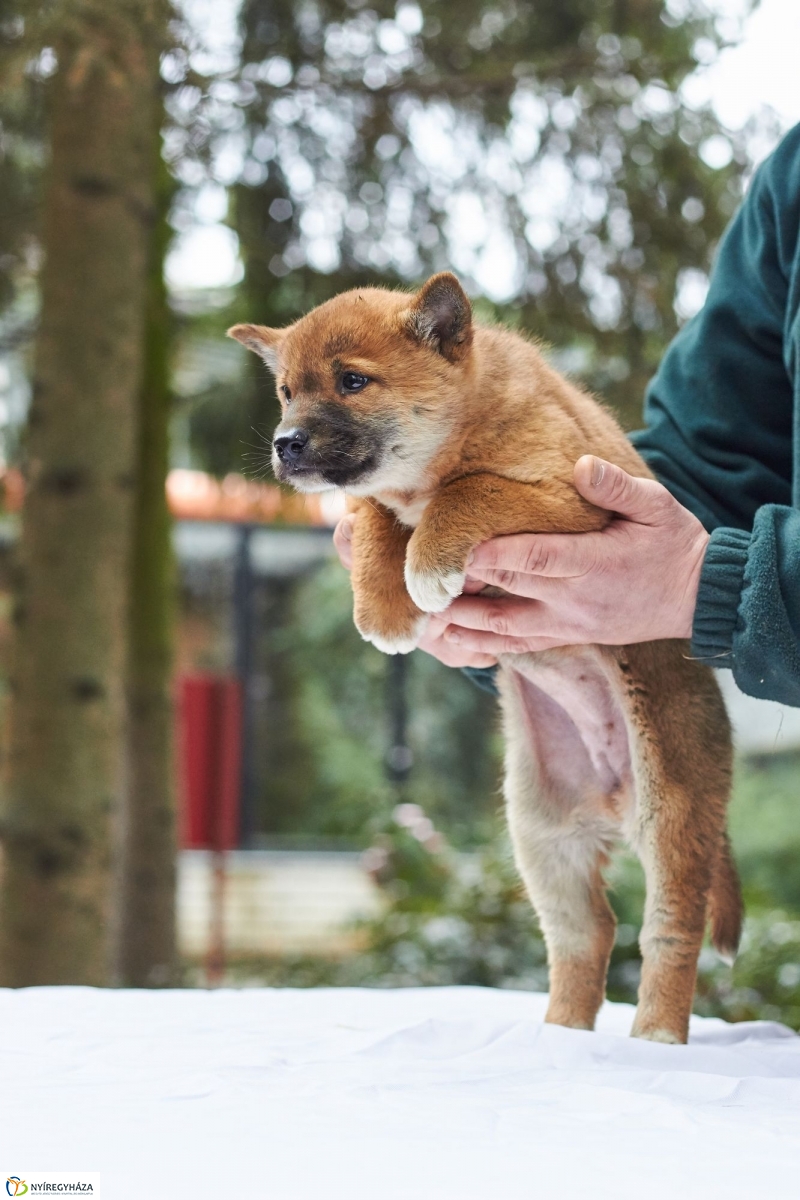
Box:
459, 665, 499, 696
690, 526, 751, 664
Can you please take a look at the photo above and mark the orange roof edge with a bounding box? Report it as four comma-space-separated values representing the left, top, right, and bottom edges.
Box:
0, 467, 345, 528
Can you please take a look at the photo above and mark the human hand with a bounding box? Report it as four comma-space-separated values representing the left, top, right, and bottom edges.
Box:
332, 512, 497, 669
429, 455, 709, 657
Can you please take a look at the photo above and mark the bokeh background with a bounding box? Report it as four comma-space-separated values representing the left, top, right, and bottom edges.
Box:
1, 0, 800, 1024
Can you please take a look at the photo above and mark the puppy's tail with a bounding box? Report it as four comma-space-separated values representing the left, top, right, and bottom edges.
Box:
708, 833, 743, 965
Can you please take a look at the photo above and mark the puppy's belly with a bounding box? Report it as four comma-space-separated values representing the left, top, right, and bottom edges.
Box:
502, 647, 633, 818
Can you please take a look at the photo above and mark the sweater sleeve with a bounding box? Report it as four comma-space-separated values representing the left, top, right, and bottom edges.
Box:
689, 508, 800, 705
460, 664, 499, 695
632, 124, 800, 704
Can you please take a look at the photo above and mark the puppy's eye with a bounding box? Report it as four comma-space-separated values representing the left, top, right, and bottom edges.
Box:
280, 385, 292, 402
342, 372, 369, 394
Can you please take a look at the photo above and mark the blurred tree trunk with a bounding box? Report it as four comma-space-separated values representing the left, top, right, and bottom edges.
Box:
0, 0, 165, 985
115, 147, 177, 988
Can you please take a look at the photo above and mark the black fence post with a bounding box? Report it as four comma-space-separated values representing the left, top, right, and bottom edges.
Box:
386, 654, 413, 792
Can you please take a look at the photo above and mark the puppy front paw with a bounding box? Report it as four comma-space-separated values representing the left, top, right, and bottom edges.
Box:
356, 612, 429, 655
404, 562, 465, 614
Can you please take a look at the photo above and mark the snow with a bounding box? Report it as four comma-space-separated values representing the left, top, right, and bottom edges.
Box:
2, 985, 800, 1198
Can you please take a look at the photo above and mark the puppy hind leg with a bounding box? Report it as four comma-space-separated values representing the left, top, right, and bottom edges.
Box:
501, 669, 616, 1032
623, 642, 734, 1045
526, 845, 617, 1031
632, 822, 710, 1045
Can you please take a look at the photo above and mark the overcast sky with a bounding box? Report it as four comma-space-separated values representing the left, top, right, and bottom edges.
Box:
166, 0, 800, 292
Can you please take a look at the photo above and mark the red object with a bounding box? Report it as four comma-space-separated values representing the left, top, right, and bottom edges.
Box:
179, 675, 243, 850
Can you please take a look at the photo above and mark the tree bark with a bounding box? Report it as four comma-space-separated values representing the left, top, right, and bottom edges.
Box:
115, 147, 177, 987
0, 0, 165, 985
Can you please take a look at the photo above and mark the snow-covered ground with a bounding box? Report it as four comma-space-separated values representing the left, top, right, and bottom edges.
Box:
2, 985, 800, 1198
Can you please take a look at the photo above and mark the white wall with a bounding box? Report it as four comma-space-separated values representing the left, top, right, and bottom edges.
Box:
718, 672, 800, 756
178, 849, 381, 958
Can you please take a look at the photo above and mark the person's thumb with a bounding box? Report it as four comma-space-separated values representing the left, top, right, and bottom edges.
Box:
573, 455, 674, 525
333, 513, 356, 569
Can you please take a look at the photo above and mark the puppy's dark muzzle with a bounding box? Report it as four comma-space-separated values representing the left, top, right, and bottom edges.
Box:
273, 429, 309, 463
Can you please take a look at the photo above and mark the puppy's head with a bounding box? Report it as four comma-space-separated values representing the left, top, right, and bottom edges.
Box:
228, 272, 473, 494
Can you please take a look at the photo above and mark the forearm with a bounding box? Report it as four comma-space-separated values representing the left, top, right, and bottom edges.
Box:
631, 129, 800, 534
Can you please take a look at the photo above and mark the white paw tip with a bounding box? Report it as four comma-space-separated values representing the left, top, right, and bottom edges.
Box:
359, 615, 429, 655
404, 566, 465, 614
634, 1027, 682, 1045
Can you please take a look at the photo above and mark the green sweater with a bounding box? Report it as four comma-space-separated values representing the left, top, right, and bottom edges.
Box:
464, 122, 800, 705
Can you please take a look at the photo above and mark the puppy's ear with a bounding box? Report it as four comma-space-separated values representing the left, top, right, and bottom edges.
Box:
403, 272, 472, 362
227, 324, 285, 373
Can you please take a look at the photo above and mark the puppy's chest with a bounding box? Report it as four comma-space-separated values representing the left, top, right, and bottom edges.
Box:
373, 491, 432, 529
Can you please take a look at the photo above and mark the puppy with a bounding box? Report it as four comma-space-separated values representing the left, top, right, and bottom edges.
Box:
229, 272, 741, 1044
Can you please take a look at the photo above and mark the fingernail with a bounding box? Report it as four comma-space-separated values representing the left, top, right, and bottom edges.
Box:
466, 549, 475, 566
590, 457, 605, 488
340, 518, 353, 541
445, 628, 462, 644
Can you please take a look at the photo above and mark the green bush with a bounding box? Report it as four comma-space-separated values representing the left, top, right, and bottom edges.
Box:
224, 753, 800, 1032
354, 805, 548, 990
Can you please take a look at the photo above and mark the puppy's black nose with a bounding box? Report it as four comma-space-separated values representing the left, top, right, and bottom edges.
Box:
273, 429, 309, 463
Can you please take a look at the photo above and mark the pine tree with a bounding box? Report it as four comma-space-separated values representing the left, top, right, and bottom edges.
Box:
0, 0, 167, 985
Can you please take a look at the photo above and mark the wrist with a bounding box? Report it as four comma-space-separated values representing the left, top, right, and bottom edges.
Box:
676, 528, 710, 640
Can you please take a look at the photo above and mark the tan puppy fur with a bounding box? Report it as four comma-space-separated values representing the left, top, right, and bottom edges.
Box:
229, 272, 741, 1044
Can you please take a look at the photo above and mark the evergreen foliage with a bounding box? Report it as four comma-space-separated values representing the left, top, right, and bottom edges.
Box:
176, 0, 759, 471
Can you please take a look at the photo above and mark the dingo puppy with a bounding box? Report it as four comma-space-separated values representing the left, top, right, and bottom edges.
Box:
230, 272, 740, 1044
